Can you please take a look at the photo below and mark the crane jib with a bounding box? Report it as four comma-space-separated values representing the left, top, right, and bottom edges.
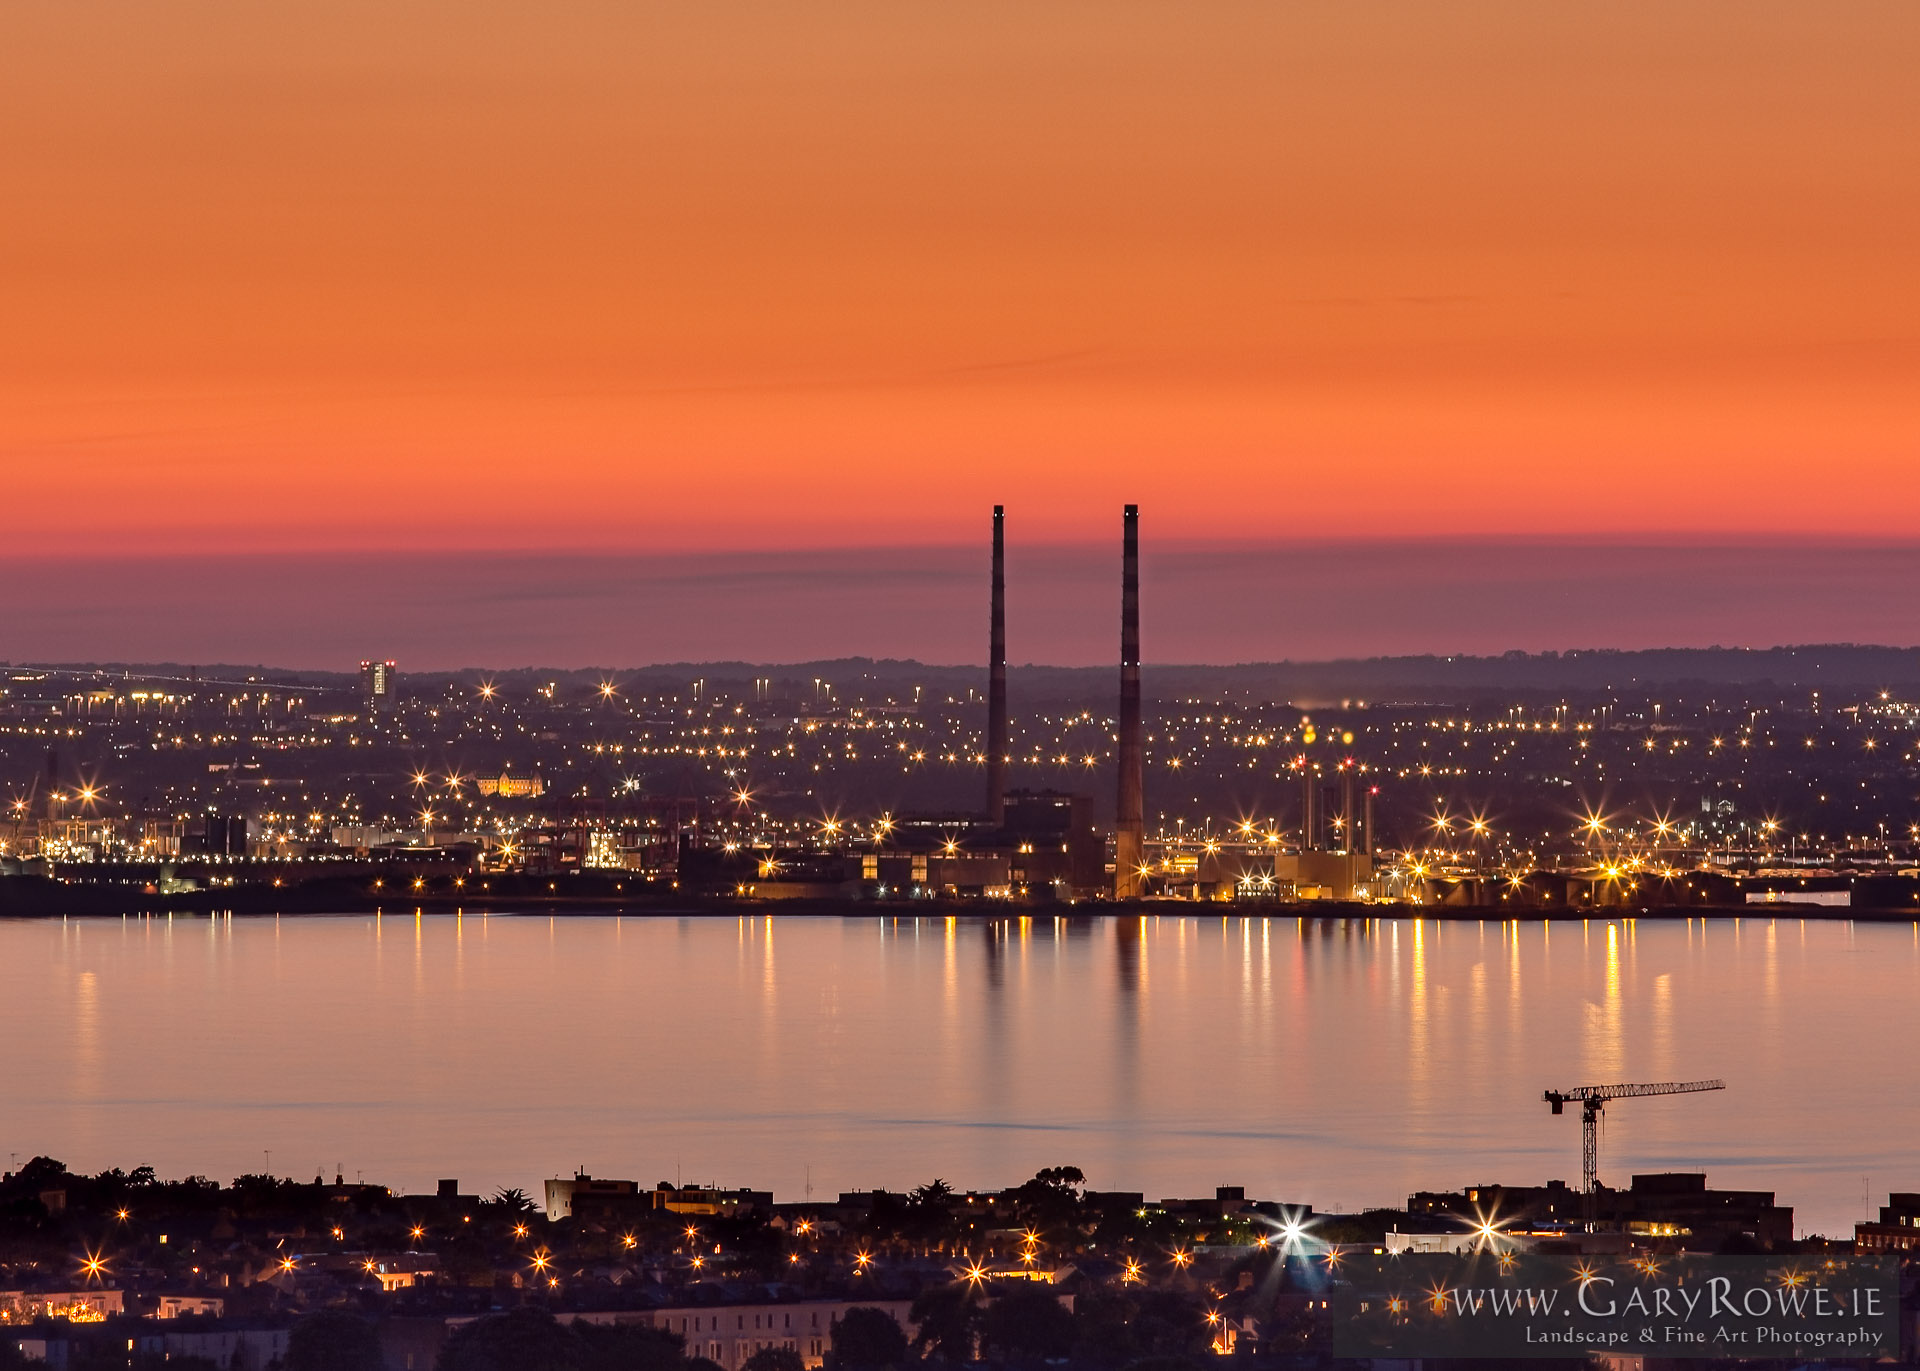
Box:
1541, 1080, 1728, 1232
1543, 1079, 1726, 1104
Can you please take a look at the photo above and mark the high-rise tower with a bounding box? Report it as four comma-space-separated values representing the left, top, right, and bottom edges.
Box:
1115, 505, 1144, 897
360, 660, 398, 717
987, 506, 1008, 825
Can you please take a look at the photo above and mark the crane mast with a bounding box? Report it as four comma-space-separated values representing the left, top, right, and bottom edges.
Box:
1543, 1079, 1726, 1231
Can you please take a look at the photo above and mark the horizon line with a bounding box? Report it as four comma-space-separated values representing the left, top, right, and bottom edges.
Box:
14, 531, 1920, 564
12, 642, 1920, 681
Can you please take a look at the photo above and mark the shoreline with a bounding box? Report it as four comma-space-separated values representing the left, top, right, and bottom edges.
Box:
4, 881, 1918, 923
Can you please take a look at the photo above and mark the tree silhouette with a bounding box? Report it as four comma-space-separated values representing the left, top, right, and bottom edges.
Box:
909, 1283, 979, 1364
902, 1179, 960, 1245
1114, 1356, 1207, 1371
979, 1287, 1074, 1364
286, 1309, 385, 1371
909, 1179, 954, 1205
1070, 1290, 1209, 1369
1010, 1167, 1085, 1229
1122, 1291, 1211, 1361
436, 1308, 583, 1371
573, 1321, 689, 1371
824, 1308, 908, 1371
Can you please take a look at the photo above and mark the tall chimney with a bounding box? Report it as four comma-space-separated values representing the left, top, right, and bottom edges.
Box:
987, 505, 1008, 825
1115, 505, 1145, 897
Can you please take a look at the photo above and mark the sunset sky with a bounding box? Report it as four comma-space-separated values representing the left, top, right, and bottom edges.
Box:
4, 2, 1919, 657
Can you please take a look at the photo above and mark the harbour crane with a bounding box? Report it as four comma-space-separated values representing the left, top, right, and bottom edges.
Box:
1544, 1079, 1726, 1230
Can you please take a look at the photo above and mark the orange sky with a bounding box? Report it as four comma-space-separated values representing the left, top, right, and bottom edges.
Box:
4, 1, 1918, 555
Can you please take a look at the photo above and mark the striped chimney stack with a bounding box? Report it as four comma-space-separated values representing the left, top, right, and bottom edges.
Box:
1115, 505, 1145, 897
987, 505, 1008, 825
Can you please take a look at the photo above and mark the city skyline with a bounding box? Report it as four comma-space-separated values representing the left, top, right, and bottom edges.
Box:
4, 5, 1917, 1364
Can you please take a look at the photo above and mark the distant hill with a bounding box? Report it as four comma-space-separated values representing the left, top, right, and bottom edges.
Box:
13, 643, 1920, 701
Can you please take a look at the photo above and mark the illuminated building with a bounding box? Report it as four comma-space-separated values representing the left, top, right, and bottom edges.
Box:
0, 1290, 124, 1322
1853, 1192, 1920, 1254
584, 830, 623, 868
544, 1173, 641, 1222
153, 1295, 225, 1320
1408, 1173, 1793, 1249
589, 1299, 915, 1371
544, 1174, 772, 1223
648, 1183, 774, 1217
359, 659, 398, 716
475, 770, 544, 798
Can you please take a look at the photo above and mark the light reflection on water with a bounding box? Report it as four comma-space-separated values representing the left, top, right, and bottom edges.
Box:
2, 912, 1914, 1236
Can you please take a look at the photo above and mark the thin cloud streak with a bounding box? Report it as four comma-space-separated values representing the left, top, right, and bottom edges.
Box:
5, 539, 1919, 670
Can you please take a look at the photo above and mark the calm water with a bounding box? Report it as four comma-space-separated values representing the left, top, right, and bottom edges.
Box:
4, 913, 1915, 1236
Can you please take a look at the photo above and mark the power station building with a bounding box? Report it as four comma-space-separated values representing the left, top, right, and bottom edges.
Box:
683, 501, 1372, 904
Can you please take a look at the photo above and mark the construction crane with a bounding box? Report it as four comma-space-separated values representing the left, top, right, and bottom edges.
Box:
1544, 1079, 1726, 1230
